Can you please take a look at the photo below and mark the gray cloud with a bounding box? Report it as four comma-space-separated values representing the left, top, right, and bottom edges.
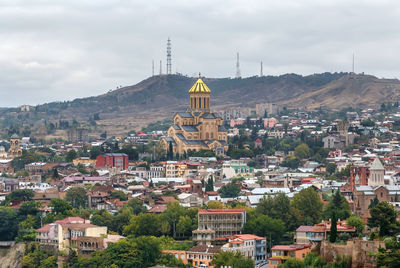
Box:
0, 0, 399, 106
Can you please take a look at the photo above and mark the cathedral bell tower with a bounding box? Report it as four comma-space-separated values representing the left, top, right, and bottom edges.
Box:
188, 74, 211, 112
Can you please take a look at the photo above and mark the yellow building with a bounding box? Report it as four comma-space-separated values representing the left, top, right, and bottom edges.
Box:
161, 75, 228, 155
8, 134, 22, 158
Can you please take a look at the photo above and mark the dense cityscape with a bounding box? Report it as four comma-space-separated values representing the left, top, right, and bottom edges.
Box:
1, 75, 400, 268
2, 1, 400, 268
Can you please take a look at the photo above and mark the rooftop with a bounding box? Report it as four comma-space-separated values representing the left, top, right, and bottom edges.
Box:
188, 77, 211, 94
198, 208, 246, 215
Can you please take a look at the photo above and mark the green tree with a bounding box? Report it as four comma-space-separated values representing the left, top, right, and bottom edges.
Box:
123, 214, 162, 236
255, 193, 298, 231
326, 163, 337, 175
281, 156, 300, 170
329, 211, 337, 243
205, 176, 214, 192
52, 168, 59, 179
6, 189, 34, 203
18, 200, 41, 221
90, 146, 102, 159
111, 206, 134, 234
212, 251, 254, 268
323, 189, 351, 220
368, 201, 398, 237
218, 183, 241, 198
110, 190, 128, 201
162, 201, 190, 236
346, 215, 364, 234
292, 187, 323, 225
50, 198, 73, 215
243, 215, 285, 244
168, 142, 173, 160
156, 254, 187, 268
206, 201, 224, 209
368, 195, 379, 209
0, 207, 18, 240
294, 143, 310, 159
65, 150, 78, 162
16, 215, 37, 242
91, 210, 114, 230
281, 258, 305, 268
134, 236, 162, 267
66, 187, 87, 208
176, 215, 193, 236
376, 237, 400, 268
127, 198, 147, 215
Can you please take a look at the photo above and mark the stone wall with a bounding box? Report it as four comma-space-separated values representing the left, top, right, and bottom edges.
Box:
320, 239, 385, 268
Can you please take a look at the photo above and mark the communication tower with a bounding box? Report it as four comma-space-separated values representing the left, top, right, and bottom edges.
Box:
167, 38, 172, 75
236, 52, 241, 78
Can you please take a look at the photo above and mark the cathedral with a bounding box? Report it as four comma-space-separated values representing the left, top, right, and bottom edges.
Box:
8, 134, 22, 158
161, 75, 228, 155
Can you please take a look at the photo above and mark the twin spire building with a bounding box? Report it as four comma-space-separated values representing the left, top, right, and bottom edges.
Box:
161, 75, 228, 156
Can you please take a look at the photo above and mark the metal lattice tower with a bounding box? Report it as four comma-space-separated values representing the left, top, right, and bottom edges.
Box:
167, 37, 172, 75
236, 52, 241, 78
260, 61, 263, 77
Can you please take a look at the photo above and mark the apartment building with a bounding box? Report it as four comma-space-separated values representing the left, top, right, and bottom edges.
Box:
221, 234, 267, 265
194, 209, 246, 245
36, 217, 108, 253
165, 161, 188, 178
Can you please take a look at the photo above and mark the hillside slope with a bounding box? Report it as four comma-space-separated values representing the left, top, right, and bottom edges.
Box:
1, 72, 399, 136
282, 74, 400, 109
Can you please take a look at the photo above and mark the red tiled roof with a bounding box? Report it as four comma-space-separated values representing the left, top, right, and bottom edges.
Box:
37, 224, 52, 232
229, 234, 265, 240
55, 217, 84, 224
147, 205, 167, 213
198, 209, 246, 215
272, 244, 311, 251
295, 226, 314, 232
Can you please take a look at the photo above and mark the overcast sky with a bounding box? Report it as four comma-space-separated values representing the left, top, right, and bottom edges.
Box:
1, 0, 400, 107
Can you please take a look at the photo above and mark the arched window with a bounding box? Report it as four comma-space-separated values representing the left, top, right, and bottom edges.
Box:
204, 97, 206, 108
194, 98, 197, 108
206, 133, 209, 139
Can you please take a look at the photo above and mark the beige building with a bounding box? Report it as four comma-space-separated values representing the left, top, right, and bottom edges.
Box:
165, 161, 188, 178
194, 209, 246, 245
36, 217, 108, 253
8, 134, 22, 158
161, 75, 228, 156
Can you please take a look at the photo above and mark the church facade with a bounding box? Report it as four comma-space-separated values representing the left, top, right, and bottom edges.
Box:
161, 76, 228, 155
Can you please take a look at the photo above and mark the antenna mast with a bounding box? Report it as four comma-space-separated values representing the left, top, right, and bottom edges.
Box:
152, 60, 154, 76
352, 53, 355, 74
159, 60, 162, 75
260, 61, 263, 77
167, 38, 172, 75
236, 52, 241, 78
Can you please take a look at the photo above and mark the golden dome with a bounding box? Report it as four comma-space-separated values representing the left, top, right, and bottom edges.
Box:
188, 76, 211, 94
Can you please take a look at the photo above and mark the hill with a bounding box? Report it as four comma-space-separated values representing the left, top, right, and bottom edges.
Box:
282, 74, 400, 109
1, 72, 400, 137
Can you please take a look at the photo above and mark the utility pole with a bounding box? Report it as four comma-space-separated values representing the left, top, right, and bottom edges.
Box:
159, 60, 162, 75
260, 61, 263, 77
